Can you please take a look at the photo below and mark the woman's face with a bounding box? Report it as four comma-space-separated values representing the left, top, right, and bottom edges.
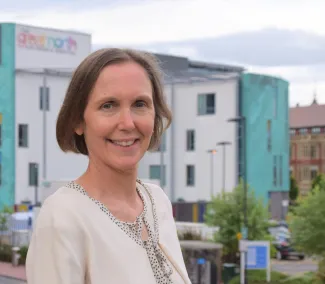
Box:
76, 61, 155, 172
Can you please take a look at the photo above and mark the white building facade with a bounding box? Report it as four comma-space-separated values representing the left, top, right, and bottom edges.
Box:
0, 23, 91, 206
138, 75, 240, 202
0, 23, 243, 208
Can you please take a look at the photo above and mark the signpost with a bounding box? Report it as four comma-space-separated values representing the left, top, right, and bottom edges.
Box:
239, 240, 271, 284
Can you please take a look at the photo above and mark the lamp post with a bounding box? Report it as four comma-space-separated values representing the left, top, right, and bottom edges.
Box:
228, 116, 247, 284
217, 141, 231, 194
207, 149, 217, 198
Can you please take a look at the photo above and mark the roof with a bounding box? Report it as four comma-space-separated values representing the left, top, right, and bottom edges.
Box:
153, 53, 245, 74
290, 101, 325, 128
189, 60, 245, 73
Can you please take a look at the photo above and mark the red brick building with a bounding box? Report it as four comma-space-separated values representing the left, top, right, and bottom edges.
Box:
290, 98, 325, 195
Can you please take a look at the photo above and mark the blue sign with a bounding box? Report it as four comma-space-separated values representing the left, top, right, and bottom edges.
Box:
246, 245, 268, 270
197, 258, 206, 265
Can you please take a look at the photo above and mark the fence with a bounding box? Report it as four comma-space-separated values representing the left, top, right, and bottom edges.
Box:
0, 213, 32, 247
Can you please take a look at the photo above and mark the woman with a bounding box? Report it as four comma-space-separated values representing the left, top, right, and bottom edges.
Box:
26, 48, 191, 284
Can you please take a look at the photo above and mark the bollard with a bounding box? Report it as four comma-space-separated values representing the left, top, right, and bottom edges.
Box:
12, 247, 20, 266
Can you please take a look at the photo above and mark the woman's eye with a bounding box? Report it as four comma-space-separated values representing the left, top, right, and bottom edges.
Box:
135, 100, 147, 108
102, 102, 114, 109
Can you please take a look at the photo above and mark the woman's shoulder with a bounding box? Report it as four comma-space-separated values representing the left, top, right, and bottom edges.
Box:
35, 185, 88, 227
138, 180, 171, 208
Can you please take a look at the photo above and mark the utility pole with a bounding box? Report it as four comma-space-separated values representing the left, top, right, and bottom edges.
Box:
207, 149, 217, 197
228, 116, 248, 284
217, 141, 231, 194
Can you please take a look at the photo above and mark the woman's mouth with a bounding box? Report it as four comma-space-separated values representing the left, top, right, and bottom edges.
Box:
107, 139, 139, 147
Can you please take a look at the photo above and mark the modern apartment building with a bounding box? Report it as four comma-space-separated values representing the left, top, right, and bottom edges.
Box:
0, 23, 290, 220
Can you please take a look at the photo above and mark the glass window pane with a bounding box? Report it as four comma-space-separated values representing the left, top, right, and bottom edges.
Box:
198, 95, 206, 115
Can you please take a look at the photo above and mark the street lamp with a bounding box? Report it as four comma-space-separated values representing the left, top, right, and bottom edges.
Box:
207, 149, 217, 198
217, 141, 231, 193
228, 116, 247, 284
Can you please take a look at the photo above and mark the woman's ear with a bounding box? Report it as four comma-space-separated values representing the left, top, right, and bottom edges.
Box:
75, 123, 84, 136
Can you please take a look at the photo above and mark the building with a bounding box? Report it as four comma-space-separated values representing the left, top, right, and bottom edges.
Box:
0, 23, 91, 208
0, 24, 290, 219
290, 97, 325, 195
139, 54, 290, 219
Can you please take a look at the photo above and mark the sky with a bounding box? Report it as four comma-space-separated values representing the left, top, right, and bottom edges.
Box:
1, 0, 324, 107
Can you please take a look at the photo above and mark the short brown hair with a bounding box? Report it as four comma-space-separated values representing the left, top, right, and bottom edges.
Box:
56, 48, 172, 155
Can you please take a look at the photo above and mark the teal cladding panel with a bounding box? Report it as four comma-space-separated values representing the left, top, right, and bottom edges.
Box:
240, 73, 289, 202
0, 23, 16, 208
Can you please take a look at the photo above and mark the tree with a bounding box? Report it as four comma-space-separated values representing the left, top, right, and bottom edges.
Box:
0, 206, 13, 247
204, 180, 270, 262
311, 173, 325, 192
289, 186, 325, 279
289, 175, 299, 202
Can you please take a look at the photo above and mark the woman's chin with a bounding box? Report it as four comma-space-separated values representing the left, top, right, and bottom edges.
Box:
111, 159, 139, 173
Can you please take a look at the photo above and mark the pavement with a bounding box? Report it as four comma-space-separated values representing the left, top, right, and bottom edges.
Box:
0, 276, 26, 284
0, 263, 26, 284
271, 258, 318, 276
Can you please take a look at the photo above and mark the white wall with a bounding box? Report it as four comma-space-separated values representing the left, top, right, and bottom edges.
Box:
15, 24, 91, 69
139, 78, 238, 202
15, 73, 88, 204
14, 24, 91, 204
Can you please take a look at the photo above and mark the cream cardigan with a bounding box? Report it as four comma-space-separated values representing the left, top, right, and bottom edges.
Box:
26, 182, 191, 284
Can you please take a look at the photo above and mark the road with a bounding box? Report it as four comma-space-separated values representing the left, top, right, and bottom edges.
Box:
0, 277, 25, 284
272, 258, 318, 276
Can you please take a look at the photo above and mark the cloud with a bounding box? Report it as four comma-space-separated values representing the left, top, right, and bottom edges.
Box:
1, 0, 325, 45
1, 0, 324, 106
135, 28, 325, 67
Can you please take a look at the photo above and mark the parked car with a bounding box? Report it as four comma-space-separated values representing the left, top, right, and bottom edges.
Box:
274, 236, 305, 260
268, 225, 304, 260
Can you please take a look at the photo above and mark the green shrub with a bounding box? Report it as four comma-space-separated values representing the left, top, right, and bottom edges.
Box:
19, 246, 28, 265
0, 244, 12, 262
178, 229, 202, 240
228, 270, 287, 284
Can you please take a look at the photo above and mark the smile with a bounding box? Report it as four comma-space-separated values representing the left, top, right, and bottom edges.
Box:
107, 139, 139, 147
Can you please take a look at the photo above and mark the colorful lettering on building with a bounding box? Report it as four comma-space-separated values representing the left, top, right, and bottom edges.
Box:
17, 29, 77, 54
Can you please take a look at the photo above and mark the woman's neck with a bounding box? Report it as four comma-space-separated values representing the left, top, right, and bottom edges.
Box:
76, 160, 139, 204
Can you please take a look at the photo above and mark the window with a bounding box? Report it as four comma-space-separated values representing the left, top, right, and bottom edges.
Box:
18, 124, 28, 147
299, 128, 308, 135
40, 86, 50, 111
0, 113, 2, 147
156, 134, 166, 152
186, 165, 195, 186
273, 156, 277, 186
311, 169, 318, 180
29, 163, 38, 186
301, 144, 308, 157
312, 127, 321, 134
267, 120, 271, 152
273, 87, 278, 119
149, 165, 166, 186
290, 129, 296, 136
186, 130, 195, 151
303, 167, 309, 179
279, 155, 283, 186
310, 145, 317, 158
198, 93, 215, 115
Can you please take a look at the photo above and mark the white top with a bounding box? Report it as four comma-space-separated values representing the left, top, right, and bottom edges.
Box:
26, 180, 191, 284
